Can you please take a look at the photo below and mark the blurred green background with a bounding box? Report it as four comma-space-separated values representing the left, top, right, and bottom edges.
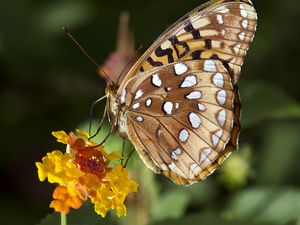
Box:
1, 0, 300, 225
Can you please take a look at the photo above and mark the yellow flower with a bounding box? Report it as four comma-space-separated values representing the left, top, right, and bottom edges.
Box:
92, 184, 128, 217
52, 131, 69, 144
35, 150, 84, 186
93, 184, 115, 217
112, 192, 127, 217
106, 165, 139, 194
36, 129, 138, 217
91, 165, 138, 217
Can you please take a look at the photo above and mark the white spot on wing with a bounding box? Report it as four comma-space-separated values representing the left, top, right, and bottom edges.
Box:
136, 116, 144, 122
175, 103, 179, 109
189, 113, 202, 128
242, 19, 249, 29
135, 89, 143, 99
120, 88, 126, 104
240, 4, 248, 18
174, 63, 188, 75
157, 128, 162, 137
212, 130, 223, 147
204, 60, 217, 72
180, 75, 197, 88
160, 164, 168, 171
213, 73, 224, 88
219, 7, 230, 14
198, 103, 206, 111
217, 90, 227, 105
217, 15, 224, 24
163, 101, 173, 115
189, 163, 201, 179
179, 129, 189, 142
186, 91, 202, 99
171, 147, 182, 160
177, 29, 185, 36
234, 44, 241, 54
192, 17, 210, 29
169, 162, 186, 178
132, 103, 140, 109
239, 32, 246, 41
218, 109, 226, 127
152, 74, 162, 87
161, 40, 171, 50
200, 148, 212, 163
221, 29, 226, 36
146, 98, 152, 107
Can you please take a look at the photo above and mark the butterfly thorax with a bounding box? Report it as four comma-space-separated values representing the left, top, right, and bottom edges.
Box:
105, 85, 128, 138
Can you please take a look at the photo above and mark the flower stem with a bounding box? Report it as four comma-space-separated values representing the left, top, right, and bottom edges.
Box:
61, 213, 67, 225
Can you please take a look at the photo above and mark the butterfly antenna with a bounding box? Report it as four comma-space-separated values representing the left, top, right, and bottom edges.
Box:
62, 26, 113, 84
116, 43, 144, 85
88, 95, 107, 136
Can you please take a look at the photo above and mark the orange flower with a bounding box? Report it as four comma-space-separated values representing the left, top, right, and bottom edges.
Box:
50, 186, 82, 214
36, 129, 138, 217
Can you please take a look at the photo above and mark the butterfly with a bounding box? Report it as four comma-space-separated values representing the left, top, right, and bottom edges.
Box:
104, 0, 257, 185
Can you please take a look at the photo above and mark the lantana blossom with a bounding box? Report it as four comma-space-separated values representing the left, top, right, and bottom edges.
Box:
36, 130, 138, 217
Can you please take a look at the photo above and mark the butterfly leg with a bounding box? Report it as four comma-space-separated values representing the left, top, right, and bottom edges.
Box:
124, 148, 135, 167
92, 122, 117, 148
120, 137, 126, 164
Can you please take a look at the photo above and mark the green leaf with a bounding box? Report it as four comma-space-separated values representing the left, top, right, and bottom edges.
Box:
224, 187, 300, 225
37, 201, 117, 225
239, 80, 300, 127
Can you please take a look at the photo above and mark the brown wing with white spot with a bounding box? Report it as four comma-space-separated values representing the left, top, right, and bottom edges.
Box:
119, 0, 257, 89
115, 0, 256, 185
120, 60, 237, 184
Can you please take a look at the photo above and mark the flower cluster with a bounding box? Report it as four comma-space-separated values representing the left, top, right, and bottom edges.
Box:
36, 130, 138, 217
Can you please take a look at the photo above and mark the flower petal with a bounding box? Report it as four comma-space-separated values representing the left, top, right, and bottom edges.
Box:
36, 150, 84, 186
50, 186, 83, 214
76, 129, 90, 139
52, 131, 69, 144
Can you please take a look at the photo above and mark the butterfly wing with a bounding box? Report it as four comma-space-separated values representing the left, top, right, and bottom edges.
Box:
119, 0, 257, 87
117, 0, 256, 185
